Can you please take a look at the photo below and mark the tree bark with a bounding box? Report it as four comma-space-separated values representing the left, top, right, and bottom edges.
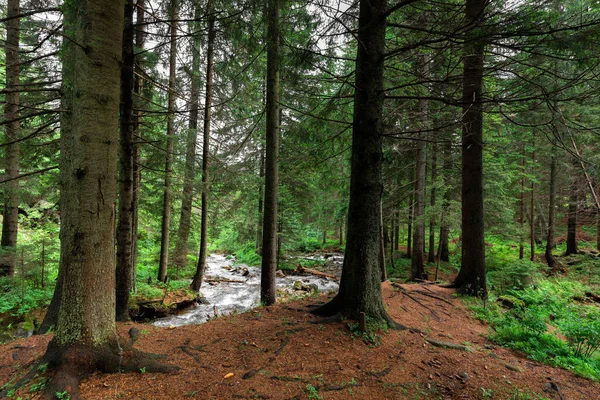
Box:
519, 145, 525, 260
565, 159, 579, 255
530, 150, 535, 261
406, 163, 414, 258
1, 0, 21, 277
157, 0, 178, 283
311, 0, 400, 327
191, 0, 215, 292
115, 0, 135, 322
131, 0, 146, 293
545, 145, 557, 271
260, 0, 280, 306
41, 4, 175, 397
256, 145, 265, 253
453, 0, 487, 298
411, 52, 428, 280
597, 185, 600, 252
438, 136, 451, 262
40, 1, 132, 396
428, 142, 437, 263
379, 201, 387, 282
173, 2, 202, 271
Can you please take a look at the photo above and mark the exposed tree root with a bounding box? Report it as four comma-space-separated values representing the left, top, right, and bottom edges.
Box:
0, 360, 43, 399
41, 337, 178, 399
309, 295, 420, 333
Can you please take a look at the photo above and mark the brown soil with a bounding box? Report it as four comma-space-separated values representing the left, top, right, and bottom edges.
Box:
1, 282, 598, 399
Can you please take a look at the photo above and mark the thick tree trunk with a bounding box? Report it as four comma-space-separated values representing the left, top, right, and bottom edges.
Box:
191, 1, 215, 292
428, 143, 437, 263
173, 3, 202, 271
453, 0, 487, 298
41, 4, 175, 397
157, 0, 178, 283
438, 137, 451, 262
115, 0, 135, 322
545, 146, 557, 271
311, 0, 401, 327
260, 0, 280, 306
565, 161, 579, 255
1, 0, 21, 277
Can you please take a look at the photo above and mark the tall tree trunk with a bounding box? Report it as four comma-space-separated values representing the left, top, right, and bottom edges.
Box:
545, 145, 557, 271
394, 208, 399, 250
379, 201, 387, 282
530, 152, 535, 261
115, 0, 136, 321
191, 1, 215, 292
260, 0, 280, 306
406, 163, 414, 258
411, 52, 428, 280
438, 136, 451, 262
41, 0, 122, 393
256, 145, 265, 253
131, 0, 146, 293
311, 0, 401, 327
565, 160, 579, 255
453, 0, 487, 298
428, 142, 437, 263
1, 0, 21, 277
157, 0, 178, 283
41, 3, 173, 396
519, 145, 525, 259
597, 185, 600, 252
173, 2, 202, 270
390, 216, 396, 268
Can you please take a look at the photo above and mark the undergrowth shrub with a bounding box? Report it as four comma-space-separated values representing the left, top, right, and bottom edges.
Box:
487, 259, 542, 293
0, 277, 53, 317
234, 242, 261, 267
469, 279, 600, 381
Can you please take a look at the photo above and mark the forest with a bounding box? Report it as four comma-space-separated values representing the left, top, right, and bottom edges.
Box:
1, 0, 600, 398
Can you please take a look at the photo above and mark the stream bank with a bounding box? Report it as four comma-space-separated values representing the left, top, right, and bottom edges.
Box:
153, 253, 341, 327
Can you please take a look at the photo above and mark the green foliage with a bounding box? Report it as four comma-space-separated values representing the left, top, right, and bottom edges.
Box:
346, 316, 389, 347
488, 259, 542, 293
508, 389, 550, 400
558, 309, 600, 358
55, 391, 71, 400
386, 256, 411, 281
0, 277, 53, 316
305, 384, 322, 400
470, 280, 600, 381
233, 242, 262, 267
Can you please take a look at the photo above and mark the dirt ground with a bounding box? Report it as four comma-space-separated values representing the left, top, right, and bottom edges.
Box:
1, 282, 598, 399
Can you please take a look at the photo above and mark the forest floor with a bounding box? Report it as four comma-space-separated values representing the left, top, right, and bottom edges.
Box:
1, 281, 599, 399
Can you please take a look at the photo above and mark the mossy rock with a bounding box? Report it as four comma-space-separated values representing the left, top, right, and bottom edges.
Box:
497, 295, 525, 310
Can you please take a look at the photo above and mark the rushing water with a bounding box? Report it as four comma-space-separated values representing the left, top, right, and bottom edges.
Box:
154, 254, 341, 327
